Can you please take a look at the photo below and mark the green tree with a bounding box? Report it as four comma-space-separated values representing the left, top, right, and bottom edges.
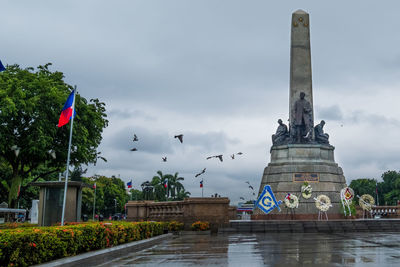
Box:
151, 171, 168, 201
146, 171, 190, 201
70, 166, 87, 182
129, 189, 144, 201
176, 190, 191, 201
0, 64, 108, 207
81, 175, 129, 218
380, 171, 400, 205
349, 178, 377, 205
165, 172, 186, 199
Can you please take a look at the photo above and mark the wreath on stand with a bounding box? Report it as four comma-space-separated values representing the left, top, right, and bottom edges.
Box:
315, 194, 332, 212
340, 187, 355, 216
301, 182, 312, 199
284, 193, 299, 209
359, 194, 375, 211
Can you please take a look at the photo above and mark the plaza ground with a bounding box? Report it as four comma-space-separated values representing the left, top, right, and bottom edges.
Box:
98, 232, 400, 266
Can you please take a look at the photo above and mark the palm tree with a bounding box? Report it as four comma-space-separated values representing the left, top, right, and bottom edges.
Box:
151, 171, 168, 201
147, 171, 189, 201
177, 190, 191, 201
166, 172, 185, 199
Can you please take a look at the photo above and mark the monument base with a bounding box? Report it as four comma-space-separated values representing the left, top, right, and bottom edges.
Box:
257, 144, 347, 217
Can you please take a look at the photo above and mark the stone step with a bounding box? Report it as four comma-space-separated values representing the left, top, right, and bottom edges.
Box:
226, 220, 400, 233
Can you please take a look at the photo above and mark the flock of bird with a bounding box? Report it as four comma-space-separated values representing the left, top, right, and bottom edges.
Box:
129, 132, 256, 200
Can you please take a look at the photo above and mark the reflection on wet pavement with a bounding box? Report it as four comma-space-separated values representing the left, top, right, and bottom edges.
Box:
100, 232, 400, 266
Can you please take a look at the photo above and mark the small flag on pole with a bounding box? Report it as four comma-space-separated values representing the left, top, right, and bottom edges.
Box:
200, 180, 203, 188
127, 180, 132, 188
58, 91, 75, 127
93, 183, 96, 189
163, 179, 168, 188
0, 60, 5, 72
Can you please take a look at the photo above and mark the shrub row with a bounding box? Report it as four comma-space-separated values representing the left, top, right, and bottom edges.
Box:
191, 221, 210, 231
0, 223, 38, 229
0, 221, 163, 267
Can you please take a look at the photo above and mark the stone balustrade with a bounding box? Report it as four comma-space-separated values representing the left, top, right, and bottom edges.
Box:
126, 197, 235, 230
370, 206, 400, 218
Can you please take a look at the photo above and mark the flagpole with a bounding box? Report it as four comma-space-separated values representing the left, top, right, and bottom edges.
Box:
61, 86, 76, 226
202, 179, 204, 197
92, 184, 96, 221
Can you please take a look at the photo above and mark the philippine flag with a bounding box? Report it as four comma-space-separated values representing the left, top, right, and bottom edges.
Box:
200, 180, 203, 188
58, 91, 75, 127
127, 180, 132, 188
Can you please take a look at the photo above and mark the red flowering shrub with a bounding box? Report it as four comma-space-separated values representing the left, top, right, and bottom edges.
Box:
0, 221, 164, 266
0, 222, 38, 229
167, 221, 184, 231
191, 221, 210, 231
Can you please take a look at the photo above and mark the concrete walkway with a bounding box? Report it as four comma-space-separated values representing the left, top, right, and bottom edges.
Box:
100, 232, 400, 266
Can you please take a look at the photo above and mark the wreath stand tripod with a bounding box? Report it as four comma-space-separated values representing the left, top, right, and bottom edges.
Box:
286, 207, 296, 220
318, 210, 328, 221
362, 209, 373, 219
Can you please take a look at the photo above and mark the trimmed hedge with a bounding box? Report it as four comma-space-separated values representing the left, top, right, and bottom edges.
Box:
167, 221, 184, 231
0, 223, 38, 230
0, 221, 163, 266
191, 221, 210, 231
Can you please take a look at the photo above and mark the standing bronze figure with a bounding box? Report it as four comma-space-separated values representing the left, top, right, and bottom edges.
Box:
291, 92, 313, 143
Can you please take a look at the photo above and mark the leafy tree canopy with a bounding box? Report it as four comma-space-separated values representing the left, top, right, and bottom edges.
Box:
349, 178, 377, 201
0, 63, 108, 207
350, 171, 400, 206
144, 171, 190, 201
81, 175, 129, 217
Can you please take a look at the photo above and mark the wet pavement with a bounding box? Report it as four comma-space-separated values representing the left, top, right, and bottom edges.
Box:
100, 232, 400, 266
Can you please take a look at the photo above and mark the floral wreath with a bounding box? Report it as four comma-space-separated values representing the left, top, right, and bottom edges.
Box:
301, 182, 312, 199
359, 194, 375, 211
284, 193, 299, 209
340, 187, 355, 216
315, 194, 332, 212
340, 187, 354, 202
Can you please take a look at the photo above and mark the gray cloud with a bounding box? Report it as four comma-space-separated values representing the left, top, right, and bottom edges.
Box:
107, 109, 157, 122
347, 111, 400, 127
315, 105, 343, 121
3, 1, 400, 204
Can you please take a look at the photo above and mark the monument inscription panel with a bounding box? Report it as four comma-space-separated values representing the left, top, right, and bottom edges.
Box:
292, 173, 319, 182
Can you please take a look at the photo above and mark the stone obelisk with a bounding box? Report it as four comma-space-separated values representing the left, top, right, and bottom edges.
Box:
256, 10, 347, 219
289, 10, 314, 128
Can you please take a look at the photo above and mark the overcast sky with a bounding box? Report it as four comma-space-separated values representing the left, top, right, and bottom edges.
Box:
2, 1, 400, 204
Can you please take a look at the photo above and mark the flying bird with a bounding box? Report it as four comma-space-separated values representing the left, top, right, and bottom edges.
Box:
195, 168, 206, 178
239, 197, 245, 200
236, 152, 243, 155
130, 148, 137, 151
162, 157, 167, 162
253, 192, 256, 196
249, 185, 254, 190
231, 154, 235, 159
174, 134, 183, 143
132, 134, 138, 142
245, 181, 250, 185
206, 155, 223, 162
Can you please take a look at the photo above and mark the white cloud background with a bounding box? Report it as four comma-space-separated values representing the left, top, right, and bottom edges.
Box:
2, 1, 400, 204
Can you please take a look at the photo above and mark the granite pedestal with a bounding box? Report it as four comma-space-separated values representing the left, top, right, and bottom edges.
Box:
256, 144, 347, 218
